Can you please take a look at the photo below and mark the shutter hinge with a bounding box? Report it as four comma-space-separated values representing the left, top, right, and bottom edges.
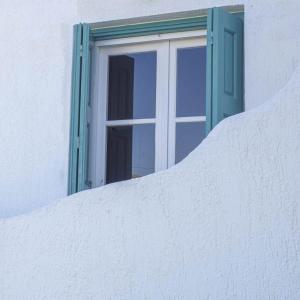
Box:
85, 180, 92, 188
76, 136, 80, 149
79, 45, 83, 57
210, 31, 214, 45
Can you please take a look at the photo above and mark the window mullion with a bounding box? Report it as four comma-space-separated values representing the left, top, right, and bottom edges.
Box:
155, 41, 169, 172
167, 40, 177, 168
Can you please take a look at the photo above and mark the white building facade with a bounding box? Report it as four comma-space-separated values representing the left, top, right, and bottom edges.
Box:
0, 0, 299, 218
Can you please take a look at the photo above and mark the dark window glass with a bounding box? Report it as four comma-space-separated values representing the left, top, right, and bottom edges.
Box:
176, 46, 206, 117
175, 122, 205, 163
106, 124, 155, 183
107, 52, 156, 120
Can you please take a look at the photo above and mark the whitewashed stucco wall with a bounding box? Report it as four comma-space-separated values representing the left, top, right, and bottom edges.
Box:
0, 0, 299, 217
1, 61, 300, 300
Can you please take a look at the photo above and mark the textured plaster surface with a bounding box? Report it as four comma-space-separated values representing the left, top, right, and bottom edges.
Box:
1, 66, 300, 299
1, 0, 300, 217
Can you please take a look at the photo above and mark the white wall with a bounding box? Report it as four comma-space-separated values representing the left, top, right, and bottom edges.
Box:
1, 63, 300, 299
0, 1, 77, 217
0, 0, 299, 217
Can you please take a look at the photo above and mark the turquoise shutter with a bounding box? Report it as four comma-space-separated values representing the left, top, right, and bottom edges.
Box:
68, 23, 91, 195
206, 8, 244, 134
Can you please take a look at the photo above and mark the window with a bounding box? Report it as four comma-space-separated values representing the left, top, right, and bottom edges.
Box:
68, 7, 244, 194
90, 34, 207, 186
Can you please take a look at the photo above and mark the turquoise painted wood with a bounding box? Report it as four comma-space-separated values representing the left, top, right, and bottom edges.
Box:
68, 23, 91, 195
206, 7, 244, 133
90, 12, 243, 41
90, 16, 207, 40
68, 24, 82, 195
205, 9, 213, 135
77, 23, 92, 192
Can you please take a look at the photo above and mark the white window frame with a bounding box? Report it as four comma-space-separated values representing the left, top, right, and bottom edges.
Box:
94, 29, 206, 47
90, 30, 207, 188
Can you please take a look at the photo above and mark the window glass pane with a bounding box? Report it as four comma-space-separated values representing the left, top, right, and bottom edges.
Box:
176, 46, 206, 117
106, 124, 155, 184
175, 122, 205, 164
108, 52, 157, 120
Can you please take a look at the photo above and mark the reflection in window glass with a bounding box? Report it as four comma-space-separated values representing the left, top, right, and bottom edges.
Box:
107, 52, 157, 120
106, 124, 155, 184
175, 122, 205, 163
176, 47, 206, 117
